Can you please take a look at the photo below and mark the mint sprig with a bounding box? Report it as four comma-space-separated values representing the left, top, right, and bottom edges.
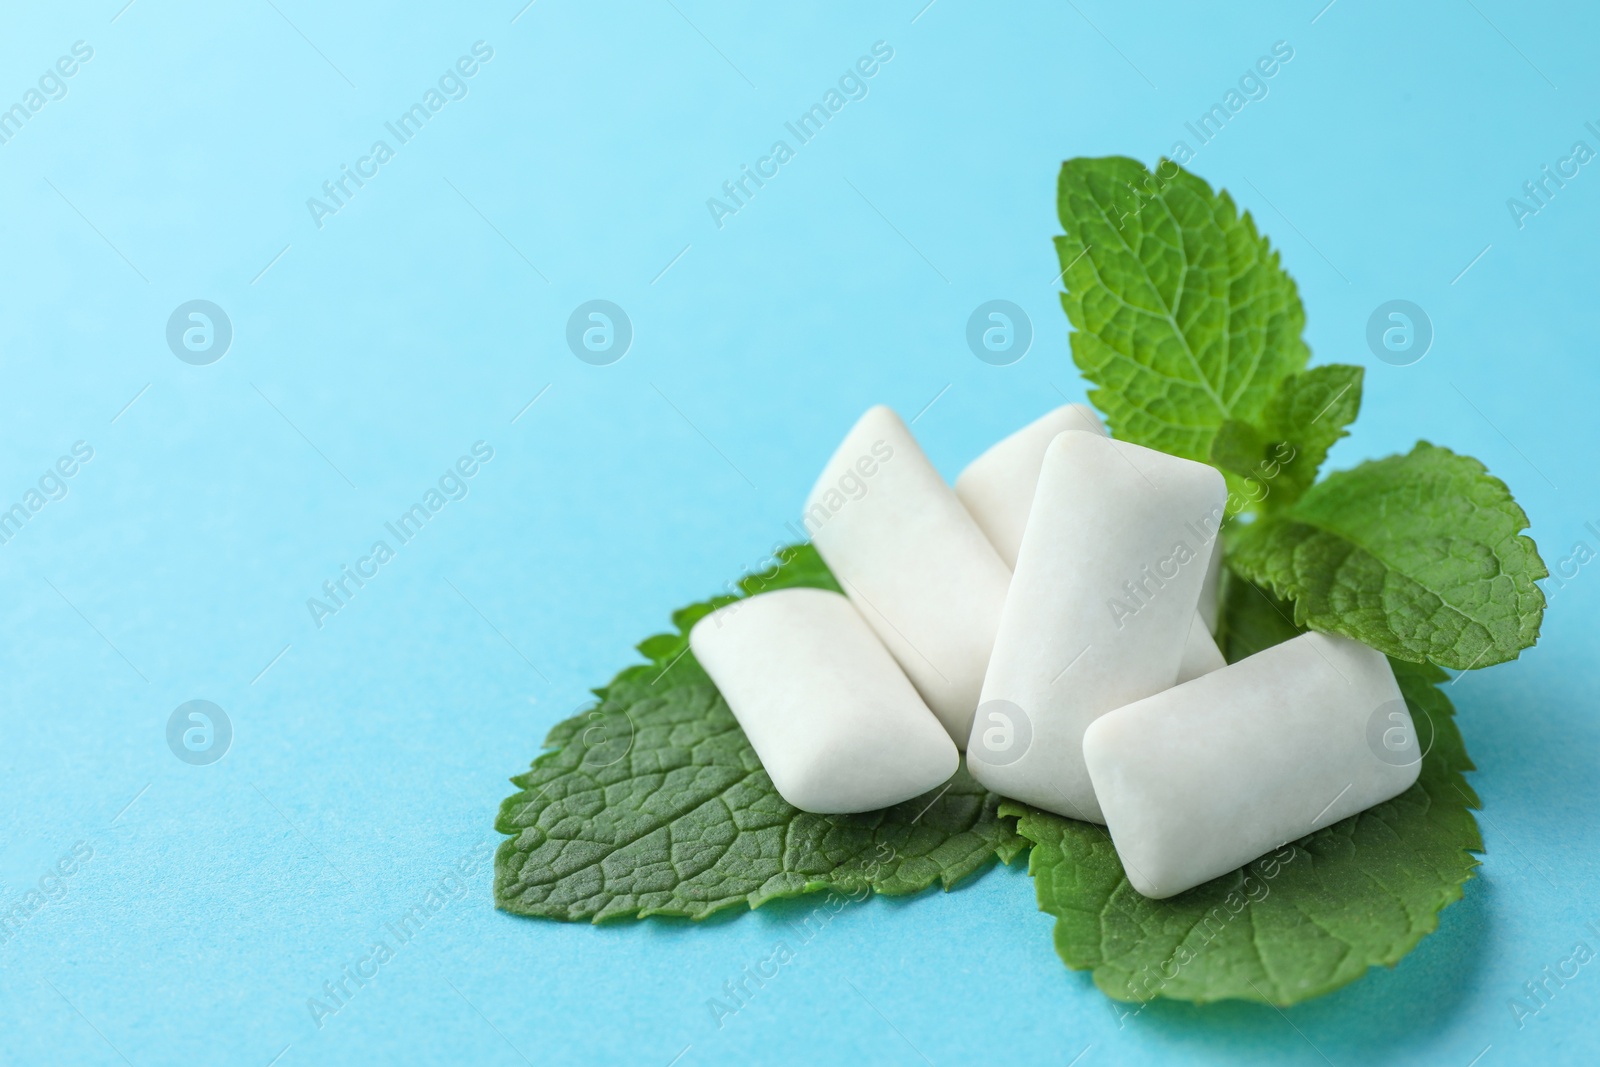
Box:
1020, 155, 1543, 1003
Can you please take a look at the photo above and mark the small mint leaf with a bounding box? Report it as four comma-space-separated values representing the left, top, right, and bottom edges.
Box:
1210, 365, 1363, 509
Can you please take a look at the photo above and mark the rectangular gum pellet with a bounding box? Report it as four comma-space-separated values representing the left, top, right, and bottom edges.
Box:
1084, 631, 1422, 899
956, 402, 1220, 641
967, 431, 1227, 823
689, 588, 957, 814
804, 405, 1012, 743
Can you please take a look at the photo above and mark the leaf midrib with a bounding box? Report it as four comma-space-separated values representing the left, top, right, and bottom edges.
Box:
1082, 189, 1230, 419
1275, 500, 1498, 639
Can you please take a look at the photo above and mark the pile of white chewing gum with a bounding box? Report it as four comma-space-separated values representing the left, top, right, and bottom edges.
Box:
687, 405, 1423, 899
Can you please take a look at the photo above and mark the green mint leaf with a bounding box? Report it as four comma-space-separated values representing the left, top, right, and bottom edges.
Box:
494, 544, 1025, 922
1004, 602, 1480, 1006
1227, 442, 1546, 669
1210, 364, 1364, 509
1214, 572, 1306, 664
1054, 156, 1310, 463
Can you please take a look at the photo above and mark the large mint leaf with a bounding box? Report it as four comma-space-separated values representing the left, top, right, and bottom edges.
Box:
1210, 364, 1363, 510
1004, 593, 1481, 1005
1054, 156, 1310, 463
494, 544, 1026, 922
1228, 442, 1546, 669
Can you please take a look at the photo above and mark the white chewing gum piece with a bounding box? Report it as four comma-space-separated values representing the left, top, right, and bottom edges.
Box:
968, 432, 1227, 823
954, 403, 1106, 568
689, 588, 957, 814
1177, 614, 1227, 683
955, 404, 1216, 647
1084, 631, 1421, 899
804, 405, 1011, 743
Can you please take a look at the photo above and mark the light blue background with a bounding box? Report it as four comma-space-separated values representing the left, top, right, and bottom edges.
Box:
1, 1, 1595, 1063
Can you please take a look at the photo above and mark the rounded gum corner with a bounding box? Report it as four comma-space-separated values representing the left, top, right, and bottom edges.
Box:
1046, 427, 1105, 460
